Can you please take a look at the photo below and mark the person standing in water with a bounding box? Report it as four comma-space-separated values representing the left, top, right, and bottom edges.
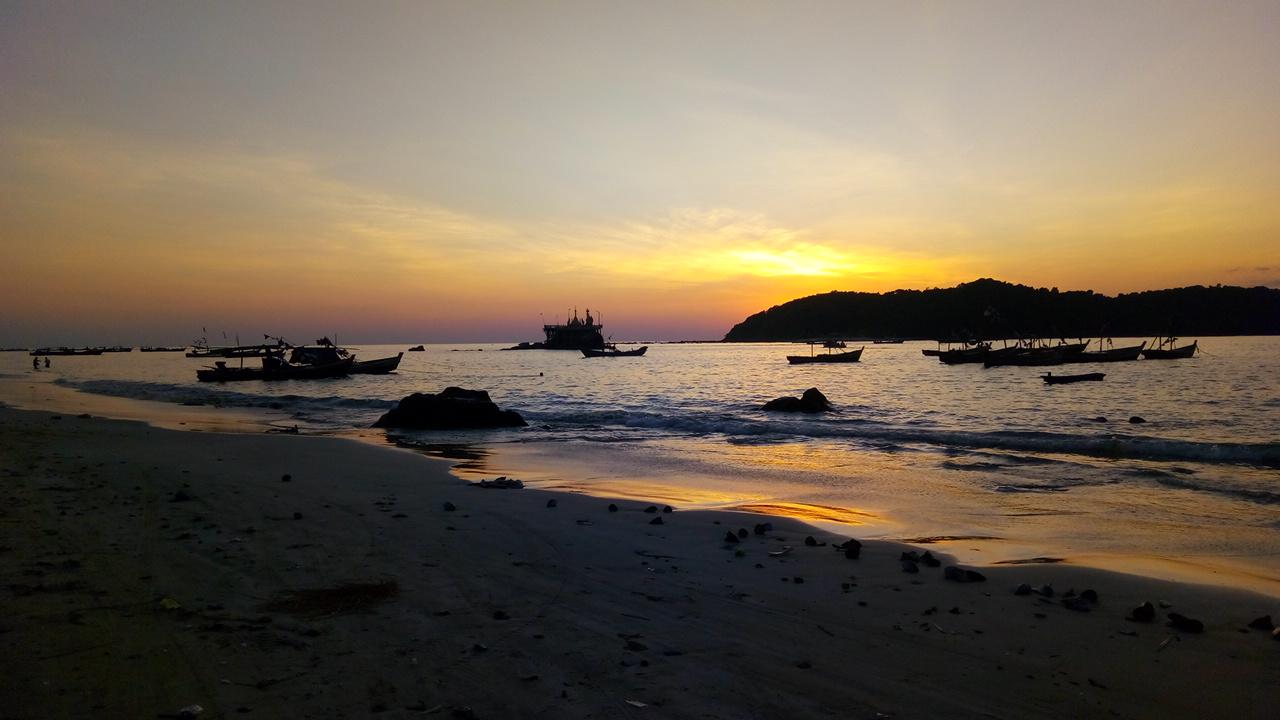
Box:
33, 357, 40, 370
44, 357, 50, 368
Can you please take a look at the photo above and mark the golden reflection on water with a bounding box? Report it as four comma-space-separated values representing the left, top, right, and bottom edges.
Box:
730, 501, 878, 525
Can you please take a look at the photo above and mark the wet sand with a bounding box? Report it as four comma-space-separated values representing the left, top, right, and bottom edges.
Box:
2, 406, 1277, 719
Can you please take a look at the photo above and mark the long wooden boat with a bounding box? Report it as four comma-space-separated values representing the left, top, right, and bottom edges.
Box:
1042, 372, 1105, 384
921, 348, 942, 357
352, 352, 404, 374
100, 346, 133, 353
787, 346, 864, 364
582, 345, 648, 358
938, 347, 986, 364
197, 356, 353, 382
1065, 343, 1144, 363
872, 339, 904, 344
1141, 339, 1197, 359
30, 347, 104, 356
985, 347, 1066, 367
140, 346, 187, 352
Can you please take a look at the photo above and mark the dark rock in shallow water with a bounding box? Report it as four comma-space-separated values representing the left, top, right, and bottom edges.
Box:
754, 522, 773, 535
1080, 588, 1099, 604
762, 388, 832, 413
1128, 601, 1156, 622
1167, 612, 1204, 633
723, 531, 740, 544
1128, 415, 1146, 424
644, 505, 658, 513
649, 516, 663, 525
608, 503, 619, 513
737, 528, 749, 539
1039, 584, 1055, 598
546, 499, 557, 508
804, 535, 819, 547
373, 387, 527, 429
965, 569, 986, 582
901, 559, 919, 574
663, 505, 673, 513
442, 501, 457, 512
919, 551, 941, 568
1014, 583, 1033, 596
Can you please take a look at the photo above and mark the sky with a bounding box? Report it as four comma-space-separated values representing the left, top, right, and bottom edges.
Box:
2, 1, 1278, 344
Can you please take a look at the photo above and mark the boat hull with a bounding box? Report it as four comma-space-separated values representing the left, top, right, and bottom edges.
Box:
985, 348, 1066, 367
351, 353, 404, 374
197, 358, 353, 382
1042, 372, 1105, 384
787, 347, 864, 364
1141, 342, 1197, 359
1064, 344, 1145, 363
581, 346, 648, 358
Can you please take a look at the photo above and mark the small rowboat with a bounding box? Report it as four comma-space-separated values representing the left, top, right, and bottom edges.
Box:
581, 345, 648, 358
1042, 372, 1105, 384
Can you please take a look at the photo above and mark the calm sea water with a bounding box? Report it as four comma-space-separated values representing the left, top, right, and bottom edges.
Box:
5, 338, 1279, 585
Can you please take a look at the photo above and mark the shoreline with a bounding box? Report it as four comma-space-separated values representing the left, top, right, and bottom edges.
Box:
5, 373, 1280, 598
2, 404, 1277, 718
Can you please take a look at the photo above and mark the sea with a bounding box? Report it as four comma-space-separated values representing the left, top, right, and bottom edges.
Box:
4, 338, 1278, 593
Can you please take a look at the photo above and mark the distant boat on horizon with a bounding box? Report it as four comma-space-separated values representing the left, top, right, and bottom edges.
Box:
506, 308, 608, 351
30, 347, 104, 356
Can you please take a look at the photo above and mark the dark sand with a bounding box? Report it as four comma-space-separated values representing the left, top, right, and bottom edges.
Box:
1, 406, 1277, 719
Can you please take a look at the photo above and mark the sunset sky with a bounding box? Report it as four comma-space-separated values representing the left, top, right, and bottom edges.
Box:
3, 1, 1278, 344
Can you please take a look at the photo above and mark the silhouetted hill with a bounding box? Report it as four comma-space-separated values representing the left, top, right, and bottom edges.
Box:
723, 279, 1280, 341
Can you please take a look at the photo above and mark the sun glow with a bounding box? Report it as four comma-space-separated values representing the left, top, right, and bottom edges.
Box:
731, 245, 853, 277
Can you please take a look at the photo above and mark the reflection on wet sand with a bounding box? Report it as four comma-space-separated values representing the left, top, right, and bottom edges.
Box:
730, 501, 879, 526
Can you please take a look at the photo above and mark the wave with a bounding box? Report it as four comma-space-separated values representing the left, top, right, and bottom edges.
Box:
53, 378, 394, 423
521, 407, 1280, 468
1151, 475, 1280, 505
54, 378, 1280, 468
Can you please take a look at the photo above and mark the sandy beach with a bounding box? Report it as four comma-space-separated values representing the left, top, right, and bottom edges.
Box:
2, 404, 1276, 720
